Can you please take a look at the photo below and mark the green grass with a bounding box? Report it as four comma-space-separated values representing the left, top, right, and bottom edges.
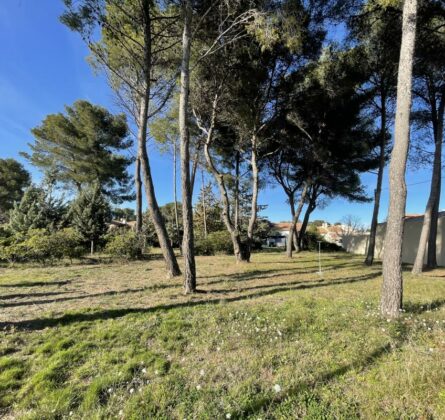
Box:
1, 251, 445, 419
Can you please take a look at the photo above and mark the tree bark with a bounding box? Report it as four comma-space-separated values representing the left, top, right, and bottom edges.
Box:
381, 0, 417, 317
200, 95, 250, 263
365, 92, 387, 266
287, 183, 308, 258
138, 0, 181, 278
413, 98, 444, 273
135, 156, 143, 233
427, 97, 444, 269
173, 138, 181, 250
234, 150, 240, 231
179, 0, 196, 294
297, 186, 317, 250
201, 170, 208, 238
246, 134, 260, 262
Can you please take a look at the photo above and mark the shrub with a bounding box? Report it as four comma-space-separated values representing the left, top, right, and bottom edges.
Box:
51, 228, 85, 261
0, 228, 85, 264
25, 229, 60, 263
303, 231, 342, 252
104, 231, 144, 260
195, 230, 233, 256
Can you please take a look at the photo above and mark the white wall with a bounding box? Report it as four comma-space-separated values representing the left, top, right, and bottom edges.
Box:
343, 216, 445, 265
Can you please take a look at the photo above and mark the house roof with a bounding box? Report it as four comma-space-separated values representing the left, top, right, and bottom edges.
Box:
272, 222, 303, 231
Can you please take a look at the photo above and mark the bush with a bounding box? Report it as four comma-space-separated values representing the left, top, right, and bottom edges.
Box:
51, 228, 85, 261
104, 231, 144, 260
195, 230, 233, 256
0, 228, 85, 264
303, 230, 342, 252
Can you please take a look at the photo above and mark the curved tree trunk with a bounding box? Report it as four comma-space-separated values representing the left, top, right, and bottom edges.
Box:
381, 0, 417, 318
365, 93, 387, 266
413, 102, 444, 273
179, 0, 196, 293
287, 183, 308, 258
199, 95, 250, 263
135, 156, 143, 234
297, 186, 317, 250
138, 0, 180, 279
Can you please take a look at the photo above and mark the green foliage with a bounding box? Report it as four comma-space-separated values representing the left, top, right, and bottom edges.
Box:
142, 202, 181, 247
302, 229, 342, 252
105, 231, 144, 260
111, 207, 136, 221
8, 185, 66, 235
0, 228, 84, 264
0, 158, 31, 223
70, 184, 111, 249
23, 100, 133, 203
195, 230, 233, 256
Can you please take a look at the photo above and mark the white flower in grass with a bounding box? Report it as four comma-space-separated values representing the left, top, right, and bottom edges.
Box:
429, 348, 434, 352
119, 410, 124, 416
155, 370, 159, 375
200, 369, 205, 376
129, 388, 134, 394
226, 414, 232, 419
273, 384, 282, 393
196, 384, 202, 390
142, 368, 147, 374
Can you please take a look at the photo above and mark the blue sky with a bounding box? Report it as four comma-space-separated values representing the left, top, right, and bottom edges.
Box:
0, 1, 439, 226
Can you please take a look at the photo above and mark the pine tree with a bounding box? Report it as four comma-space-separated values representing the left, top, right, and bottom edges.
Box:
0, 158, 31, 223
9, 183, 66, 235
70, 184, 111, 255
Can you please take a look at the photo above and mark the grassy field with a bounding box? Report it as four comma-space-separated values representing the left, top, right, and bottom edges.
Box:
1, 251, 445, 419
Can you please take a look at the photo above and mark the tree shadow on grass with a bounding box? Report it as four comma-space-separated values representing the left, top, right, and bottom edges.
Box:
0, 285, 167, 308
201, 261, 363, 284
0, 291, 74, 300
403, 299, 445, 314
236, 342, 394, 418
205, 271, 382, 295
0, 271, 381, 332
0, 280, 72, 288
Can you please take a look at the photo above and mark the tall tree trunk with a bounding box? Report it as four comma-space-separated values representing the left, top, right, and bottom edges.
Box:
413, 99, 444, 273
201, 170, 208, 238
179, 0, 196, 294
427, 99, 444, 269
381, 0, 417, 318
234, 150, 240, 231
287, 193, 296, 256
246, 135, 259, 262
365, 92, 387, 266
287, 183, 308, 258
428, 181, 441, 268
190, 143, 201, 196
138, 0, 181, 278
298, 200, 316, 250
135, 156, 143, 233
201, 95, 250, 263
173, 138, 181, 250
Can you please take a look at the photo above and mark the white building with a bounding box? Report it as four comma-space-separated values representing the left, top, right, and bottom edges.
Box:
343, 213, 445, 265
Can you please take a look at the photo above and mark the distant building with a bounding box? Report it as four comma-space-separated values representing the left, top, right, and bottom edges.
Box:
107, 219, 137, 231
343, 213, 445, 265
266, 221, 345, 247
